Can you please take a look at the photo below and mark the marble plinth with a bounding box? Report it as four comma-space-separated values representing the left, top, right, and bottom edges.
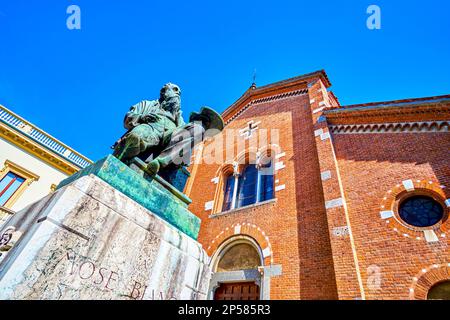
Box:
0, 174, 211, 300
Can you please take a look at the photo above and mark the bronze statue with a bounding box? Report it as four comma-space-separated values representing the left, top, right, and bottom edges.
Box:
113, 83, 223, 182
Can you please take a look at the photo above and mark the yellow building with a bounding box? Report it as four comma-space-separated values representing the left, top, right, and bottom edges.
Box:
0, 104, 91, 225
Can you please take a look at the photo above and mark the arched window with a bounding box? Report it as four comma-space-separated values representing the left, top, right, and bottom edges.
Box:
427, 280, 450, 300
221, 160, 275, 212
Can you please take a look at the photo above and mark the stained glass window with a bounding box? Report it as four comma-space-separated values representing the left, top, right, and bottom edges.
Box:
399, 195, 444, 227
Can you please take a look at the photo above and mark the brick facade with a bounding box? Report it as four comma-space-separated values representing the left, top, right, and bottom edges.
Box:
186, 70, 450, 300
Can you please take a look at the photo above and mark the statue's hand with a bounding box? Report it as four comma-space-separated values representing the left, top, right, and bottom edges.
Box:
141, 114, 161, 123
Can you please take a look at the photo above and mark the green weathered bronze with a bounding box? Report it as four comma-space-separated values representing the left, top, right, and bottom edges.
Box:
56, 84, 223, 239
57, 155, 200, 239
113, 83, 224, 188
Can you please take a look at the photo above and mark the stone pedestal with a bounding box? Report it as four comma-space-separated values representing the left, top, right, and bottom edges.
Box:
0, 156, 211, 300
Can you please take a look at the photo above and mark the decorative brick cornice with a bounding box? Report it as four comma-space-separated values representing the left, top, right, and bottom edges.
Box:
329, 121, 449, 135
225, 88, 308, 125
222, 70, 331, 124
324, 95, 450, 125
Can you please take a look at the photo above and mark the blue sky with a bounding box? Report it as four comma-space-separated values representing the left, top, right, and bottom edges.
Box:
0, 0, 449, 161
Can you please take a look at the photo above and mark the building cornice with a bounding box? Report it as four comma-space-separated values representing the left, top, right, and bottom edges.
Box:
0, 105, 92, 175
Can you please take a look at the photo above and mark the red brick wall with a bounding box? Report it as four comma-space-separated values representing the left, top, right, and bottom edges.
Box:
187, 72, 449, 300
188, 83, 338, 300
331, 132, 450, 299
309, 80, 364, 300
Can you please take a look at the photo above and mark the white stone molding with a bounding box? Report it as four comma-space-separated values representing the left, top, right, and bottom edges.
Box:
402, 179, 415, 191
325, 198, 344, 209
205, 201, 214, 211
321, 171, 332, 181
211, 177, 219, 184
380, 210, 394, 219
274, 162, 285, 171
423, 230, 439, 243
320, 132, 331, 140
314, 129, 324, 137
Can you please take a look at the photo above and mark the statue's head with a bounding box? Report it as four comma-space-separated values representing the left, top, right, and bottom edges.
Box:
159, 83, 181, 114
159, 83, 181, 103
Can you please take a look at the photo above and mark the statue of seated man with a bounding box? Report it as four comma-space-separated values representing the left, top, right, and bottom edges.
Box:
113, 83, 223, 176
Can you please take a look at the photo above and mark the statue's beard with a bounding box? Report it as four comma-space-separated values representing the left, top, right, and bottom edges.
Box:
161, 95, 180, 113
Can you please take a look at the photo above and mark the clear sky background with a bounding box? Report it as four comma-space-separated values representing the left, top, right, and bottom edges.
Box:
0, 0, 449, 161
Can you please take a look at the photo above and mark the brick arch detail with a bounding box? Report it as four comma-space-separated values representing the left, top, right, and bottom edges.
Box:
212, 144, 282, 178
206, 223, 274, 265
409, 264, 450, 300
